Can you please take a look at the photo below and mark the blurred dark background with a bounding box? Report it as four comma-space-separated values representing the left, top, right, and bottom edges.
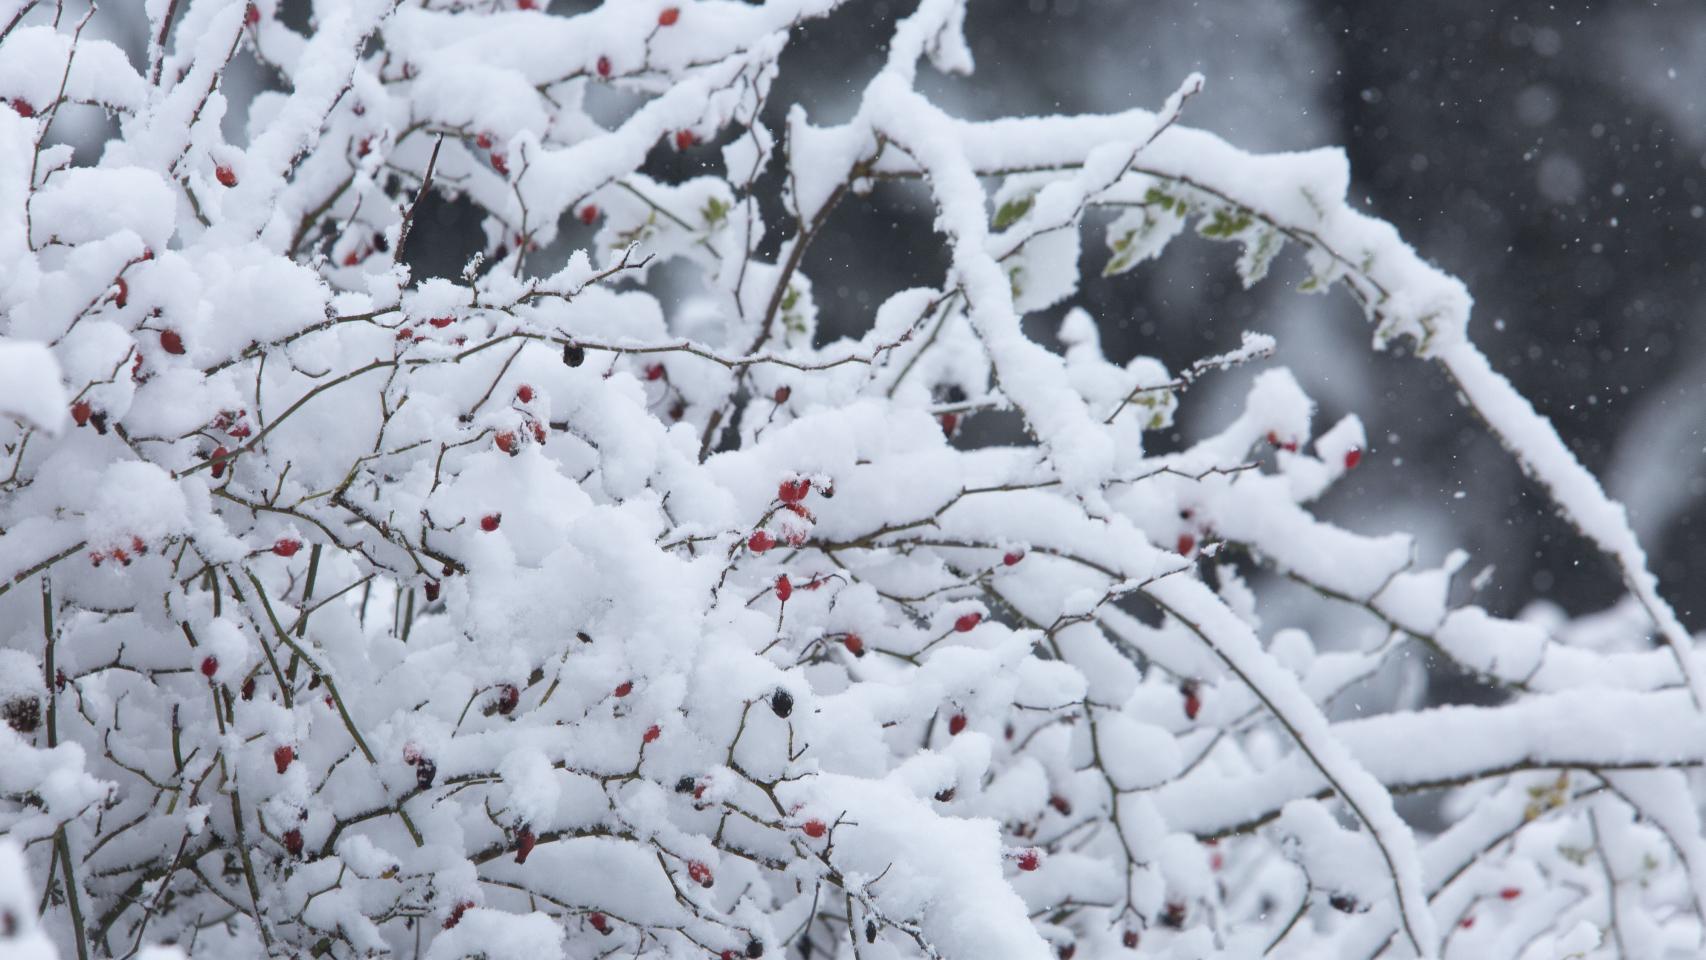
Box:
760, 0, 1706, 673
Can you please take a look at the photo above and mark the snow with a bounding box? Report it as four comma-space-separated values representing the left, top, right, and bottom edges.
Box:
0, 1, 1696, 958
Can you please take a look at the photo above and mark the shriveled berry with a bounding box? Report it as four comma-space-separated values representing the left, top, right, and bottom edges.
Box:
495, 684, 519, 714
273, 745, 294, 774
770, 688, 793, 718
424, 580, 440, 602
1329, 893, 1357, 913
563, 343, 586, 367
515, 827, 536, 864
1122, 931, 1139, 949
240, 675, 256, 700
1049, 794, 1072, 816
415, 757, 437, 790
675, 776, 697, 794
1160, 902, 1185, 929
745, 939, 763, 958
1057, 944, 1075, 960
934, 787, 955, 802
283, 828, 303, 857
2, 697, 40, 734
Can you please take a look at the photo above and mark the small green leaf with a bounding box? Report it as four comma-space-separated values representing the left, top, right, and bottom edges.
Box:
993, 195, 1034, 230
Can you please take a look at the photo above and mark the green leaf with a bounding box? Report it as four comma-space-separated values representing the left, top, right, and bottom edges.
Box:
992, 195, 1034, 230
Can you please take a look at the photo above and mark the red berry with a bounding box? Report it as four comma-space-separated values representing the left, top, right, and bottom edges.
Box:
475, 132, 493, 150
658, 6, 679, 26
244, 3, 260, 25
773, 385, 791, 404
674, 129, 696, 150
200, 655, 219, 678
495, 431, 518, 455
283, 827, 303, 857
1176, 533, 1195, 556
748, 530, 775, 553
215, 165, 237, 187
1017, 849, 1040, 871
444, 901, 473, 929
490, 152, 508, 175
722, 952, 737, 960
843, 634, 865, 657
241, 675, 256, 700
11, 98, 34, 118
687, 860, 712, 887
1182, 679, 1202, 721
595, 57, 611, 78
160, 329, 186, 354
1003, 550, 1023, 566
111, 547, 131, 566
578, 204, 601, 226
428, 316, 454, 328
274, 745, 294, 774
1058, 945, 1076, 960
1122, 931, 1139, 950
113, 277, 128, 308
953, 612, 981, 633
775, 575, 792, 602
643, 724, 661, 744
272, 538, 302, 557
947, 713, 967, 736
496, 684, 519, 715
211, 445, 230, 479
1049, 794, 1072, 815
343, 249, 362, 267
424, 579, 440, 602
515, 827, 536, 863
480, 513, 501, 532
802, 819, 827, 838
1499, 887, 1520, 900
645, 362, 666, 381
614, 681, 633, 698
518, 0, 537, 8
589, 912, 611, 935
531, 421, 547, 444
778, 478, 810, 503
1344, 447, 1362, 470
71, 401, 91, 426
940, 412, 958, 437
1460, 916, 1475, 929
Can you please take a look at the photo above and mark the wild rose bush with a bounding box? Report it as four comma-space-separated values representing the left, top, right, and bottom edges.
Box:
3, 1, 1704, 959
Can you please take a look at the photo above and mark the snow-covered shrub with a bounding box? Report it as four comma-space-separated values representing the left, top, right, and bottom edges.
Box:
2, 2, 1701, 959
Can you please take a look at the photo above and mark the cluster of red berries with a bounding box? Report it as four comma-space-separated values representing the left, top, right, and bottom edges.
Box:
89, 535, 150, 568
